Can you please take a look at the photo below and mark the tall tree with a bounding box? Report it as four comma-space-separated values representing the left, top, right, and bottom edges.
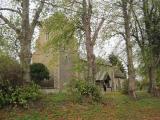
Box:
0, 0, 46, 83
142, 0, 160, 93
81, 0, 105, 82
132, 0, 160, 94
121, 0, 136, 98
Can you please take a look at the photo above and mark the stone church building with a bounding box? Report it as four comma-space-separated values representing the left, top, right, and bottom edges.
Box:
32, 28, 126, 91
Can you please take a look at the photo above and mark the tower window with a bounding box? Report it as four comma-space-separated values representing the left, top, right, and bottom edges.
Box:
65, 55, 70, 63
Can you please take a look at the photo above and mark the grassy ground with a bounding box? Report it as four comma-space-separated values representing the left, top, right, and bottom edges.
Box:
0, 92, 160, 120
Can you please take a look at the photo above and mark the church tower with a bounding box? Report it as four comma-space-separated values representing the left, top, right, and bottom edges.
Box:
32, 28, 78, 89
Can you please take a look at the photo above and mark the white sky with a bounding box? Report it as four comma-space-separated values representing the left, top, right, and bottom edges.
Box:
1, 0, 143, 80
0, 0, 130, 69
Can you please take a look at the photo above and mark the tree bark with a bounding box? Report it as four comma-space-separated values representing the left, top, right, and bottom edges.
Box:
82, 0, 104, 83
84, 13, 95, 82
0, 0, 45, 83
82, 0, 95, 83
121, 0, 136, 98
20, 0, 31, 83
19, 39, 32, 83
86, 42, 95, 83
148, 65, 157, 93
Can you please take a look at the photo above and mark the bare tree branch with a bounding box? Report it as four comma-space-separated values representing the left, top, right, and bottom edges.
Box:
92, 18, 105, 44
30, 0, 45, 34
0, 14, 20, 34
0, 8, 22, 16
44, 1, 104, 20
131, 7, 145, 46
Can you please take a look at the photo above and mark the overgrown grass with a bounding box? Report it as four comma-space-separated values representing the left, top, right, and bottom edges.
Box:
105, 92, 160, 120
0, 91, 160, 120
44, 92, 70, 104
15, 112, 48, 120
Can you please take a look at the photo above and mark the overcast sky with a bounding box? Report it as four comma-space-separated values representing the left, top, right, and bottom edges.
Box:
0, 0, 127, 64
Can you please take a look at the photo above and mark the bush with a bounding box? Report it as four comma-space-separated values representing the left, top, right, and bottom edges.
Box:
30, 63, 49, 84
0, 82, 40, 108
68, 79, 102, 103
0, 53, 22, 86
0, 53, 40, 108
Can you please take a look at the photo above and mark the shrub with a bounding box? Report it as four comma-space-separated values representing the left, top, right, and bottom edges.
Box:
68, 79, 102, 103
30, 63, 49, 84
0, 53, 40, 108
0, 53, 22, 86
0, 82, 40, 108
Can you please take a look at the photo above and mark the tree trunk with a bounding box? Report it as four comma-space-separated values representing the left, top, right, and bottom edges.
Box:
19, 39, 32, 83
20, 0, 31, 83
0, 0, 45, 83
82, 0, 96, 83
127, 53, 136, 98
84, 18, 95, 83
86, 43, 96, 83
122, 0, 136, 98
148, 65, 157, 93
142, 0, 159, 95
81, 0, 104, 83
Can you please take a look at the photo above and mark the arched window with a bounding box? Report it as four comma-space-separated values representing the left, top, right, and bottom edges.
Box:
65, 54, 70, 63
